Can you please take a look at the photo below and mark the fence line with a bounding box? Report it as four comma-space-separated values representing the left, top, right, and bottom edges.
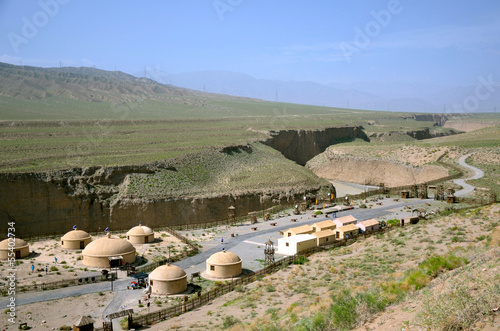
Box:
127, 226, 199, 276
129, 228, 389, 328
0, 273, 115, 296
168, 204, 292, 232
161, 227, 199, 254
328, 155, 466, 204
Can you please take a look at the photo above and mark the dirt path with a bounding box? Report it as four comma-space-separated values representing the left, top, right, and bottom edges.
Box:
329, 180, 379, 196
454, 153, 485, 196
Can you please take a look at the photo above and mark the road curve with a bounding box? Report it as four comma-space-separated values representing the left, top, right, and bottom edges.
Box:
454, 153, 485, 197
0, 198, 430, 310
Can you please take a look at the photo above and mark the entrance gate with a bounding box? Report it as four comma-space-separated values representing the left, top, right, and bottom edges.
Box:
103, 309, 134, 330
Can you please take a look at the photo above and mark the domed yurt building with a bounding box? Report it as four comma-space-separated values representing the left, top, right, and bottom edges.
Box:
126, 224, 154, 244
61, 227, 92, 250
206, 250, 242, 278
0, 237, 30, 260
82, 233, 136, 268
149, 264, 188, 295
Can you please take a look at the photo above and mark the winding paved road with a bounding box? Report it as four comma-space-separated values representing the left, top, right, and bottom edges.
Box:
0, 198, 427, 308
1, 156, 485, 327
1, 197, 435, 330
454, 153, 485, 196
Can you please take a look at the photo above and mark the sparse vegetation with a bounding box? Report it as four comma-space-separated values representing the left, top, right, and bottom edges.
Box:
1, 64, 500, 331
146, 203, 500, 330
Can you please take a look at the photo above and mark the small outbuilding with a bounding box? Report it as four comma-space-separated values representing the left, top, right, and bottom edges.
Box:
356, 219, 380, 233
401, 216, 419, 226
82, 233, 136, 268
73, 315, 95, 331
0, 237, 29, 260
333, 215, 357, 228
283, 224, 314, 237
127, 224, 154, 244
61, 228, 91, 250
206, 250, 242, 279
277, 234, 317, 255
447, 195, 456, 204
311, 220, 336, 232
335, 224, 359, 240
312, 229, 336, 246
401, 190, 410, 199
149, 264, 187, 295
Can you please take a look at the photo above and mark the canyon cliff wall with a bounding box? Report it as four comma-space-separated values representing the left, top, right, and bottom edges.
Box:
263, 126, 369, 165
1, 125, 445, 237
0, 165, 329, 237
367, 127, 459, 141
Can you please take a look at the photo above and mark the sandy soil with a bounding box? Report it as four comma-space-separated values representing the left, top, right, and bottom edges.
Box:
145, 204, 500, 330
0, 230, 187, 330
314, 145, 453, 167
4, 204, 498, 331
1, 230, 187, 289
3, 291, 116, 330
329, 180, 379, 196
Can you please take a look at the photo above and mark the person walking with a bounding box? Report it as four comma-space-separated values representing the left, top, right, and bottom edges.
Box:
221, 237, 224, 245
45, 265, 48, 274
31, 264, 34, 273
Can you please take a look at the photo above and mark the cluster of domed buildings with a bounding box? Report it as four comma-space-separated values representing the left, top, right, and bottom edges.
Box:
0, 223, 244, 297
0, 224, 153, 266
0, 237, 30, 260
148, 249, 243, 295
59, 224, 153, 268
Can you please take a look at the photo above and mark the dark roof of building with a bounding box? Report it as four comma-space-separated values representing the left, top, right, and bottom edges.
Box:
74, 315, 95, 327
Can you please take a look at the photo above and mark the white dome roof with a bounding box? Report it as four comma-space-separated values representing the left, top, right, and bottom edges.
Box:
0, 238, 29, 250
82, 233, 135, 257
207, 251, 241, 265
127, 225, 154, 236
61, 229, 91, 241
149, 264, 187, 281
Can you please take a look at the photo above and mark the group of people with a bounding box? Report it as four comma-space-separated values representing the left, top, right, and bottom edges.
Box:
30, 256, 58, 274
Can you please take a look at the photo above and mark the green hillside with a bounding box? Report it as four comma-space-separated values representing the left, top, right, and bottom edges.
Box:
123, 143, 329, 198
1, 62, 499, 174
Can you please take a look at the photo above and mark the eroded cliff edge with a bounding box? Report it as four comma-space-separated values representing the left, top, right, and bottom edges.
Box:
0, 143, 334, 237
306, 146, 450, 187
262, 126, 369, 165
0, 124, 459, 237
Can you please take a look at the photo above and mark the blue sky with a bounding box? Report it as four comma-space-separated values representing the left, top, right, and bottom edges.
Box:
1, 0, 499, 86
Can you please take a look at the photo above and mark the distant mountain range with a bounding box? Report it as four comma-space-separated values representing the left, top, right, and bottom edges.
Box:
0, 62, 192, 104
1, 62, 498, 114
141, 69, 500, 113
